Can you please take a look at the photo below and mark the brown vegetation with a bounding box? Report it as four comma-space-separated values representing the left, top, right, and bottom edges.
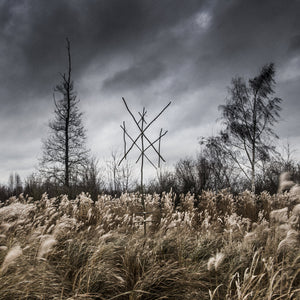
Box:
0, 183, 300, 299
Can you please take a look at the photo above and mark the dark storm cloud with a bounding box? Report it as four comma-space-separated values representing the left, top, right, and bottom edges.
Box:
99, 0, 300, 106
1, 0, 297, 103
102, 59, 164, 92
186, 0, 300, 88
0, 0, 206, 102
288, 35, 300, 54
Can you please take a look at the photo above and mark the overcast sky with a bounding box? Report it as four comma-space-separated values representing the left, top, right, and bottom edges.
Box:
0, 0, 300, 184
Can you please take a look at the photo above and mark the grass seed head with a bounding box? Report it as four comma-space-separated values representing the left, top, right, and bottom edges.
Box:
37, 236, 57, 259
0, 245, 22, 274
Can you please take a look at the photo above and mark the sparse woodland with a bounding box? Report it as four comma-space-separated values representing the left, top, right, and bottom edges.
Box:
1, 41, 300, 299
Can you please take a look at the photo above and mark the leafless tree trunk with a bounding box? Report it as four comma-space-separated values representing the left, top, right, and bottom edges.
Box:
40, 38, 89, 188
106, 150, 134, 193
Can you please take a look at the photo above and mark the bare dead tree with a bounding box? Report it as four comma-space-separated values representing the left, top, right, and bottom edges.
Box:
8, 172, 22, 196
119, 97, 171, 235
81, 156, 104, 200
106, 150, 134, 194
40, 38, 89, 188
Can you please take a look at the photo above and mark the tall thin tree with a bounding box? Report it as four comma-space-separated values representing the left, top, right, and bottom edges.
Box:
219, 63, 282, 193
40, 38, 89, 188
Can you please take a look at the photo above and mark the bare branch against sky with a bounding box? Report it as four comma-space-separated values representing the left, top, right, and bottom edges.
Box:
0, 0, 300, 183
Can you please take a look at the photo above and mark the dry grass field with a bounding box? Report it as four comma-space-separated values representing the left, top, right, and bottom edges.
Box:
1, 174, 300, 299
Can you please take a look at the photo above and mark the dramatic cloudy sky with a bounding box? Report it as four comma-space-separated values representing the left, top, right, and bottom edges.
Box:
0, 0, 300, 184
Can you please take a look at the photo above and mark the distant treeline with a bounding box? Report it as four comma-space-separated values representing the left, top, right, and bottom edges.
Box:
0, 148, 299, 202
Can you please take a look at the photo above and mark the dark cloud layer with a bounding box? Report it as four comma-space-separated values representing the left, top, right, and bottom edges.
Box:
0, 0, 300, 183
102, 59, 165, 92
0, 0, 205, 99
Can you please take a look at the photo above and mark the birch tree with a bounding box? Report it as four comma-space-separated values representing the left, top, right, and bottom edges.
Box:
219, 63, 282, 193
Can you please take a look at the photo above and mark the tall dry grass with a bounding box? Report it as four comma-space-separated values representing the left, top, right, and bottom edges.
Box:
0, 180, 299, 299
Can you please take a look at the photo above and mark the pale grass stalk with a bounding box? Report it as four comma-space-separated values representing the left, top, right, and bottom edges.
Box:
270, 207, 288, 224
107, 289, 152, 300
277, 229, 299, 254
226, 252, 266, 300
291, 203, 300, 217
209, 284, 223, 300
266, 269, 283, 300
283, 256, 300, 299
238, 252, 266, 299
0, 245, 22, 274
207, 252, 225, 271
226, 272, 237, 299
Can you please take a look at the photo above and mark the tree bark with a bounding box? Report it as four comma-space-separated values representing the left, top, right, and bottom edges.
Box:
64, 38, 72, 188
